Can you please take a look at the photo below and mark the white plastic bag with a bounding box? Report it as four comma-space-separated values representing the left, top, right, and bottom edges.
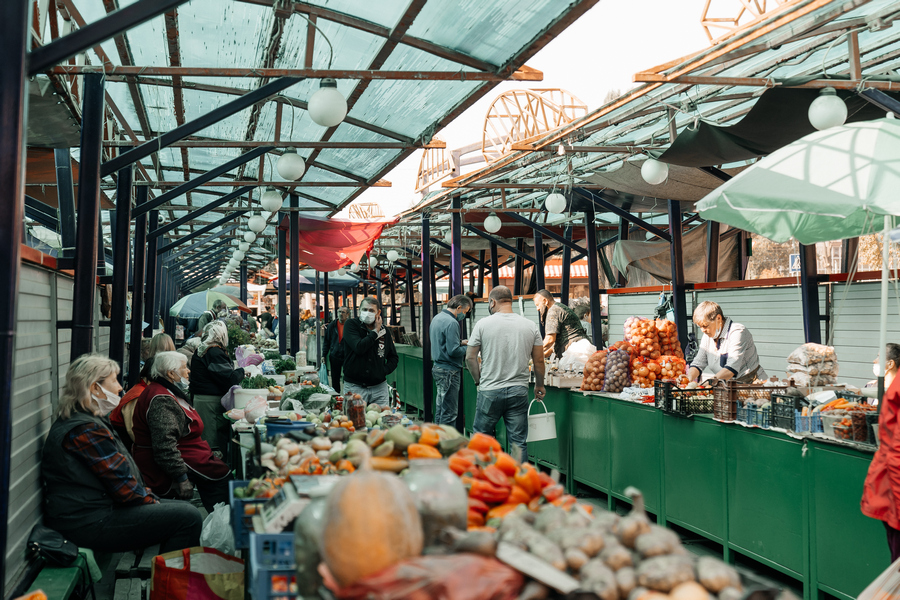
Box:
243, 396, 268, 422
199, 502, 236, 555
558, 339, 597, 372
858, 555, 900, 600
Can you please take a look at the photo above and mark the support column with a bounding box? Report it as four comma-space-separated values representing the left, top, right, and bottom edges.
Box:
617, 217, 629, 287
841, 237, 859, 274
451, 196, 463, 296
513, 239, 525, 295
315, 271, 321, 367
129, 187, 147, 386
109, 166, 132, 375
239, 262, 247, 303
323, 271, 330, 323
799, 243, 822, 344
54, 148, 76, 258
0, 4, 27, 589
430, 261, 438, 317
421, 215, 434, 421
739, 231, 750, 280
668, 200, 689, 352
144, 210, 159, 337
490, 242, 499, 289
584, 209, 603, 347
289, 194, 300, 355
706, 221, 720, 283
533, 229, 545, 291
561, 226, 572, 304
71, 73, 105, 360
406, 262, 416, 332
277, 213, 287, 355
389, 275, 397, 325
477, 250, 486, 298
351, 286, 357, 317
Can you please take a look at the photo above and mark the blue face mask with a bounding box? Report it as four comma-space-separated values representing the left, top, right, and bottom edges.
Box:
456, 311, 467, 322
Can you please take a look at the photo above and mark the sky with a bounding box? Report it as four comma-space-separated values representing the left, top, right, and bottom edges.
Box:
337, 0, 714, 218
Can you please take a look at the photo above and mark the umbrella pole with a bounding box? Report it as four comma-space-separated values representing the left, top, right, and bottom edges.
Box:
879, 215, 890, 402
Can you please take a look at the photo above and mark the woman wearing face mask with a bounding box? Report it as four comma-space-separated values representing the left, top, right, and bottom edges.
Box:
190, 321, 246, 460
41, 354, 203, 554
862, 343, 900, 563
341, 297, 399, 406
110, 332, 175, 442
687, 301, 767, 384
131, 352, 231, 511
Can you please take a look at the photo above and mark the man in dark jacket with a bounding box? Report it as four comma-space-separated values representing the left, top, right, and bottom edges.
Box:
341, 297, 398, 406
323, 306, 350, 392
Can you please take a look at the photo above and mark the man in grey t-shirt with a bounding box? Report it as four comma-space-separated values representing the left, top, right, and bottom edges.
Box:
466, 286, 545, 461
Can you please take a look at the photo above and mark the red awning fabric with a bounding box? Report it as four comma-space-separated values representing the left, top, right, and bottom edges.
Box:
277, 215, 398, 272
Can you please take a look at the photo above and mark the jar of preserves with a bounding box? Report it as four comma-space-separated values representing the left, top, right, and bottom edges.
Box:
404, 459, 467, 547
345, 394, 366, 429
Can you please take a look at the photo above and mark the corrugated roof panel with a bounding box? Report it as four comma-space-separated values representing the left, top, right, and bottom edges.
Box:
178, 1, 274, 68
303, 0, 410, 29
315, 123, 403, 179
406, 0, 567, 67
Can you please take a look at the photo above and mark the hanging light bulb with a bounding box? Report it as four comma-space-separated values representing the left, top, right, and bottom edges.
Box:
248, 213, 266, 233
233, 250, 245, 261
260, 187, 284, 213
444, 229, 453, 245
308, 78, 347, 127
350, 262, 360, 273
641, 158, 669, 185
387, 250, 400, 262
484, 212, 502, 234
808, 87, 847, 130
337, 267, 347, 276
276, 149, 306, 180
557, 143, 566, 156
239, 242, 250, 252
545, 192, 567, 214
243, 231, 257, 243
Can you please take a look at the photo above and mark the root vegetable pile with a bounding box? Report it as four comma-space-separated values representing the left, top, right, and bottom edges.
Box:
582, 350, 608, 391
655, 319, 684, 360
625, 318, 662, 361
602, 349, 632, 393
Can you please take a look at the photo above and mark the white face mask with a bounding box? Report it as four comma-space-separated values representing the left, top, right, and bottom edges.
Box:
360, 309, 376, 325
92, 385, 121, 415
218, 309, 229, 318
874, 363, 882, 377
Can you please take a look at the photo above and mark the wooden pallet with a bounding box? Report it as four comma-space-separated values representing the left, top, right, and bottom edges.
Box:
114, 545, 159, 580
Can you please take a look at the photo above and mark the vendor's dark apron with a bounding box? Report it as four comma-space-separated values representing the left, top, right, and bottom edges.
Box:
716, 322, 759, 384
132, 383, 230, 494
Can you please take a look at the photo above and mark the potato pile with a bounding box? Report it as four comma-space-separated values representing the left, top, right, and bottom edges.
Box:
656, 319, 684, 360
625, 318, 661, 360
582, 350, 608, 391
602, 349, 632, 393
498, 487, 744, 600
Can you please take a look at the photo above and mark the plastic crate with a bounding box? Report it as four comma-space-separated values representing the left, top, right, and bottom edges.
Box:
714, 382, 787, 423
794, 410, 823, 433
745, 405, 771, 428
249, 533, 296, 600
867, 413, 879, 445
835, 390, 866, 402
654, 381, 715, 417
230, 480, 269, 550
768, 393, 805, 431
264, 420, 312, 438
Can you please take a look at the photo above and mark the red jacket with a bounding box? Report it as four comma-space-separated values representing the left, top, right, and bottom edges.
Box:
861, 375, 900, 529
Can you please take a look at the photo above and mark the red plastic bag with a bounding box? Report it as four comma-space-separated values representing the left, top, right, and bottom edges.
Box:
150, 547, 244, 600
320, 554, 525, 600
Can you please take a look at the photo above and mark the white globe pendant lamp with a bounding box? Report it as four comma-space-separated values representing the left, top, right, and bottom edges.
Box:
336, 267, 347, 276
276, 149, 306, 180
350, 262, 360, 273
545, 192, 567, 214
248, 213, 266, 233
444, 229, 453, 245
260, 187, 284, 213
244, 231, 257, 243
233, 250, 245, 261
484, 212, 502, 234
308, 79, 347, 128
387, 250, 400, 263
808, 87, 847, 130
641, 157, 669, 185
238, 242, 250, 252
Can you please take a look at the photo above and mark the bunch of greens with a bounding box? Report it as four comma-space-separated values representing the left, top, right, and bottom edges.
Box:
283, 385, 327, 404
226, 320, 251, 358
241, 375, 277, 389
264, 350, 282, 361
273, 358, 297, 374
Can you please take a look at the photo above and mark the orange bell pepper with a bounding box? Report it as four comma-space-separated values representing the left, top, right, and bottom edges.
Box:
468, 432, 502, 454
335, 459, 355, 474
493, 451, 519, 477
551, 494, 577, 511
514, 464, 541, 497
297, 456, 322, 475
449, 453, 477, 476
482, 465, 512, 489
507, 485, 531, 505
468, 497, 490, 515
467, 510, 485, 527
467, 478, 511, 504
527, 496, 542, 512
418, 426, 440, 446
486, 503, 520, 520
538, 472, 556, 489
407, 443, 442, 459
542, 484, 564, 502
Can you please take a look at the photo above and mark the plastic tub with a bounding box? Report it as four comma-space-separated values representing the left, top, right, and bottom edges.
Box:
821, 414, 844, 438
235, 388, 269, 409
269, 374, 286, 386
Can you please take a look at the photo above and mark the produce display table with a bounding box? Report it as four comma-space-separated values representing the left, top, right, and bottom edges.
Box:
392, 344, 889, 600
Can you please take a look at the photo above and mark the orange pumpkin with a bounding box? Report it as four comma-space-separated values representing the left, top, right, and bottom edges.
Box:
320, 463, 424, 586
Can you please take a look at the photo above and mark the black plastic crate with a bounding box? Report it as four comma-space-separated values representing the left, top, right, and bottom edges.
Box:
770, 393, 802, 430
836, 390, 866, 402
655, 380, 715, 416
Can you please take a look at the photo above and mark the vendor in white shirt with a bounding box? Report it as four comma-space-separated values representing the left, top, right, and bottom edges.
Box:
687, 301, 767, 384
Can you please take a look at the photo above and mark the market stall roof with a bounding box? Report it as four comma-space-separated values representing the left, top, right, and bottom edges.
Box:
35, 0, 599, 285
392, 0, 900, 244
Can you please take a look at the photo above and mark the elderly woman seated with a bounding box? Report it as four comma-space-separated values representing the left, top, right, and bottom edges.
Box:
131, 351, 232, 511
41, 354, 202, 554
110, 332, 175, 442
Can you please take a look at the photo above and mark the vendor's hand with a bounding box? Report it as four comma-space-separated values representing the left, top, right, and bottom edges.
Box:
174, 478, 194, 500
535, 384, 546, 399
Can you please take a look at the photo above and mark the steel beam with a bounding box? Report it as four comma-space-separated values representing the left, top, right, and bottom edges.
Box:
514, 239, 525, 296
129, 187, 147, 386
315, 271, 321, 367
278, 212, 287, 355
841, 237, 859, 274
574, 188, 672, 242
132, 147, 272, 218
102, 78, 299, 176
71, 73, 105, 361
289, 194, 300, 355
181, 265, 222, 291
490, 242, 499, 289
323, 272, 330, 326
0, 5, 29, 590
503, 212, 583, 253
858, 88, 900, 117
152, 186, 254, 239
706, 221, 720, 283
533, 229, 545, 291
54, 148, 76, 258
450, 196, 463, 296
109, 166, 132, 378
389, 274, 398, 325
177, 252, 227, 280
668, 200, 689, 352
430, 238, 489, 270
421, 215, 433, 421
406, 262, 416, 332
171, 238, 232, 271
616, 218, 629, 286
583, 208, 603, 347
162, 224, 239, 263
561, 226, 572, 305
28, 0, 189, 75
157, 211, 241, 254
477, 250, 486, 298
240, 263, 248, 303
463, 225, 534, 263
144, 210, 159, 337
799, 243, 822, 344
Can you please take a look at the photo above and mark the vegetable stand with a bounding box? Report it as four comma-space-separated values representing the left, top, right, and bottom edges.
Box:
393, 343, 889, 600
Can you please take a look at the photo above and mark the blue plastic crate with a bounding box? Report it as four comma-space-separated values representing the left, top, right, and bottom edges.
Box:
229, 480, 268, 550
746, 405, 770, 428
264, 421, 313, 437
249, 532, 296, 600
794, 410, 823, 433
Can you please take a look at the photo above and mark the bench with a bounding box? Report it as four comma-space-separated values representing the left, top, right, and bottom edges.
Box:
26, 555, 96, 600
25, 545, 158, 600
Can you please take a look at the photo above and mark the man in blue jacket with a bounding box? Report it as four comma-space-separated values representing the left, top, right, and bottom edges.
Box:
430, 294, 473, 425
